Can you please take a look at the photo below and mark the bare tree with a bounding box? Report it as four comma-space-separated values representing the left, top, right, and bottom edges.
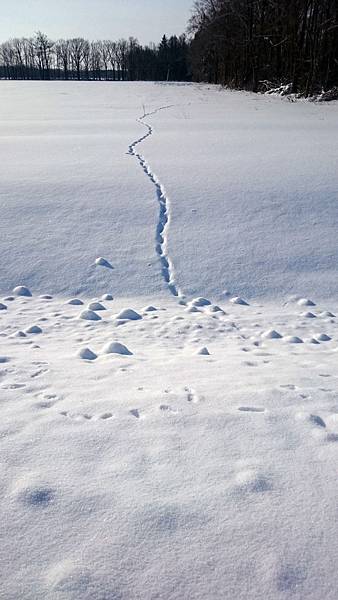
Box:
90, 41, 102, 80
0, 30, 190, 84
55, 39, 70, 79
34, 31, 54, 79
101, 41, 110, 80
189, 0, 338, 95
116, 39, 128, 80
106, 40, 118, 80
70, 38, 87, 80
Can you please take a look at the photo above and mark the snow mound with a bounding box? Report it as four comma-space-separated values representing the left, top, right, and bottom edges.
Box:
13, 331, 27, 338
13, 286, 32, 297
196, 346, 210, 355
79, 310, 102, 322
101, 294, 114, 301
262, 329, 283, 339
102, 342, 133, 355
297, 298, 316, 307
209, 305, 225, 314
319, 311, 335, 318
230, 297, 249, 306
0, 303, 7, 310
317, 333, 332, 342
309, 414, 326, 428
25, 325, 42, 334
284, 336, 304, 344
309, 337, 320, 344
87, 302, 106, 312
235, 469, 272, 493
190, 297, 212, 307
67, 298, 84, 306
115, 309, 142, 321
300, 312, 316, 318
143, 306, 158, 312
0, 356, 9, 363
77, 347, 97, 361
185, 306, 200, 314
1, 82, 338, 600
95, 257, 113, 269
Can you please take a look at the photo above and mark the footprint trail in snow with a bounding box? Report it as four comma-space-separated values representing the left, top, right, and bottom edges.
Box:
128, 105, 183, 299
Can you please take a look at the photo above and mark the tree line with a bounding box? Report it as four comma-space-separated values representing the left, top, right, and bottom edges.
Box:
1, 2, 337, 96
0, 32, 190, 82
189, 0, 338, 95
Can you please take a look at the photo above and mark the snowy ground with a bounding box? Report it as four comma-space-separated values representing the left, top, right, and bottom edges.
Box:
0, 82, 338, 599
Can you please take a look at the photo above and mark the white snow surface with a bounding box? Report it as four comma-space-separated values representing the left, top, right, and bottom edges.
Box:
1, 82, 338, 600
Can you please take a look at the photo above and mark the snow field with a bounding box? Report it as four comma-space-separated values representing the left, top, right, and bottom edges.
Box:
1, 82, 338, 599
1, 288, 338, 598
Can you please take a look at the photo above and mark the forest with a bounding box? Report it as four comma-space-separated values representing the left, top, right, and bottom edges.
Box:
0, 34, 190, 82
189, 0, 338, 96
1, 0, 338, 96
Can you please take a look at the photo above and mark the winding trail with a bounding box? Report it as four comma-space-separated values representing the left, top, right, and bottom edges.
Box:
128, 106, 183, 299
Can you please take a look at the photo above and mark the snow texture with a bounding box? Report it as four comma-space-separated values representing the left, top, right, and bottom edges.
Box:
0, 82, 338, 600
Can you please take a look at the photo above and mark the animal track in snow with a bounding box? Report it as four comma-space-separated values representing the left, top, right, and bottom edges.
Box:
184, 386, 200, 403
12, 475, 55, 508
276, 564, 307, 592
1, 382, 26, 390
100, 412, 114, 420
34, 399, 56, 409
130, 408, 141, 419
20, 486, 55, 507
238, 406, 266, 413
159, 404, 178, 414
128, 105, 182, 299
60, 411, 114, 422
30, 368, 49, 379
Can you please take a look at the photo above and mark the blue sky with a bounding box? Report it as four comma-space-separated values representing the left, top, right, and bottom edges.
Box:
1, 0, 193, 44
